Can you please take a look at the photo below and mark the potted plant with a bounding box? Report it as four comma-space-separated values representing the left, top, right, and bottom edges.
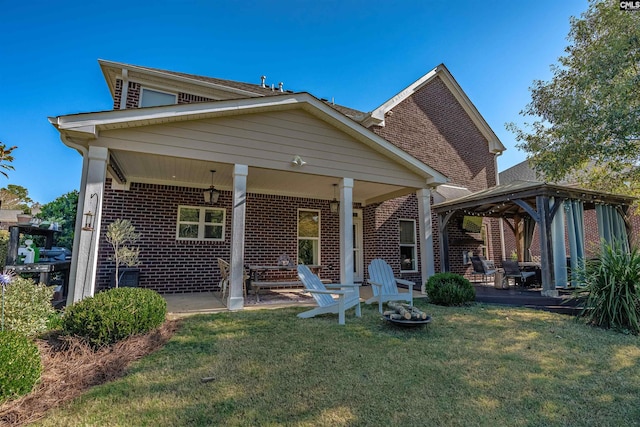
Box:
106, 219, 141, 288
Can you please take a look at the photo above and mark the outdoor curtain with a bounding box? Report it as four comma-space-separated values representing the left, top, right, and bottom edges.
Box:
596, 204, 629, 251
551, 198, 568, 287
565, 200, 585, 285
522, 216, 536, 262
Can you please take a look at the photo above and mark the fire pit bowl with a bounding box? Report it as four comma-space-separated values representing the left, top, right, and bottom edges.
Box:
383, 314, 432, 327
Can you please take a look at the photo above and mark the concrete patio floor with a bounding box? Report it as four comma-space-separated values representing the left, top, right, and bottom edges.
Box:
164, 285, 426, 317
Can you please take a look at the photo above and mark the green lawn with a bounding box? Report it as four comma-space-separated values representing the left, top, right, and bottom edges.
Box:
36, 301, 640, 426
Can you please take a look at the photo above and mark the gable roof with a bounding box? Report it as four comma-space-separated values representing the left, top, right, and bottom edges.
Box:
99, 59, 368, 120
499, 160, 539, 185
363, 64, 505, 154
433, 180, 635, 218
99, 59, 286, 100
50, 92, 448, 186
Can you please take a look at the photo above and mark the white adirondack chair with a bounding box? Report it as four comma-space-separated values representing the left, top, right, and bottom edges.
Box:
366, 259, 414, 313
297, 264, 361, 325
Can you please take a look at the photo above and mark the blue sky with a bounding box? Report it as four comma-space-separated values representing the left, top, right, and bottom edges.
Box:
1, 0, 587, 204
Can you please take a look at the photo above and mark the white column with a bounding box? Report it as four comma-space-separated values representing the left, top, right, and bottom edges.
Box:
339, 178, 354, 286
69, 146, 108, 304
119, 69, 129, 110
417, 188, 434, 294
228, 164, 248, 311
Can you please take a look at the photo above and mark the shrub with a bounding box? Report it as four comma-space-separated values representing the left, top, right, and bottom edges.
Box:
3, 276, 55, 337
425, 272, 476, 306
0, 331, 42, 402
62, 287, 167, 348
572, 241, 640, 334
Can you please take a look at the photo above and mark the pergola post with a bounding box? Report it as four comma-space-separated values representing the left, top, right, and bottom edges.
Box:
437, 212, 453, 272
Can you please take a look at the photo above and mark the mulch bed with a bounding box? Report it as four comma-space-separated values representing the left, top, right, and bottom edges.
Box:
0, 320, 179, 426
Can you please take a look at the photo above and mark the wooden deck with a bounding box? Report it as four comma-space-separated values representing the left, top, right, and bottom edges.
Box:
473, 283, 582, 315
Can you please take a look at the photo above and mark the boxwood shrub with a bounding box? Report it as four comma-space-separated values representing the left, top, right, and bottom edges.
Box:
425, 272, 476, 306
0, 331, 42, 403
62, 287, 167, 348
3, 276, 55, 337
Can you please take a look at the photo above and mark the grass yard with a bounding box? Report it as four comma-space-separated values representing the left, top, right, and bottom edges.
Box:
35, 300, 640, 426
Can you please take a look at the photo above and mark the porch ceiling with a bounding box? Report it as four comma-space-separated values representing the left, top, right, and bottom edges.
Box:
110, 150, 413, 204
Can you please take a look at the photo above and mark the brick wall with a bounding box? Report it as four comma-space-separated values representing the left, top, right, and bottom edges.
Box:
371, 76, 497, 191
366, 195, 422, 285
113, 79, 213, 109
369, 75, 502, 275
97, 179, 355, 293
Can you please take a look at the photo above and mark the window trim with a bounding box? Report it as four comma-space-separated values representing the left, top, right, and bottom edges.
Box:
399, 218, 417, 273
297, 208, 321, 265
176, 205, 225, 242
139, 87, 178, 107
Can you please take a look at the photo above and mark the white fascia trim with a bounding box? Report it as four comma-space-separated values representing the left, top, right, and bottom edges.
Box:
366, 64, 506, 154
49, 95, 302, 135
437, 183, 471, 191
50, 93, 448, 185
368, 67, 440, 126
99, 59, 264, 99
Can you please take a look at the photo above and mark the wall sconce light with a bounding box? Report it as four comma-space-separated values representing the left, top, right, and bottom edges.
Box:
330, 184, 339, 213
291, 155, 307, 167
82, 193, 98, 231
203, 170, 220, 204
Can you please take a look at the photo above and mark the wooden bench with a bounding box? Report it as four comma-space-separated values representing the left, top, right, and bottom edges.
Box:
251, 279, 331, 302
251, 281, 303, 302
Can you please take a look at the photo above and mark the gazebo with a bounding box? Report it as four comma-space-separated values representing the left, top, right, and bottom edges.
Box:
433, 181, 635, 296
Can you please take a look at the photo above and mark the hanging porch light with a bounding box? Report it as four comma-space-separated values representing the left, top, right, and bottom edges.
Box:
203, 170, 220, 204
330, 183, 339, 213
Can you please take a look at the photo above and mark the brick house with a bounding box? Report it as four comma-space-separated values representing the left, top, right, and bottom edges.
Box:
50, 60, 505, 309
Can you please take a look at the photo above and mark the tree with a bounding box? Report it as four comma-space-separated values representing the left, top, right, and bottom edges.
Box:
0, 143, 16, 179
509, 0, 640, 196
0, 185, 33, 212
35, 190, 78, 250
106, 219, 140, 288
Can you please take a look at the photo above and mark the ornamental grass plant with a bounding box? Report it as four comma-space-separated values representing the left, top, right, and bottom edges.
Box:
572, 241, 640, 334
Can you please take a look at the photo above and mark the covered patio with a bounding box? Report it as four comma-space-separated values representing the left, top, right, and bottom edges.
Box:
433, 180, 635, 296
51, 93, 447, 310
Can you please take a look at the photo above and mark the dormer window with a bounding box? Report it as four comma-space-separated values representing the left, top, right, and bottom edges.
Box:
140, 88, 177, 107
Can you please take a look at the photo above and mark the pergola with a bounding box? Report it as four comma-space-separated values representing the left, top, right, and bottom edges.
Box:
433, 181, 635, 296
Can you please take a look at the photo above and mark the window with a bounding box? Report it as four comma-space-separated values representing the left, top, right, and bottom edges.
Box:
176, 206, 225, 241
399, 219, 417, 271
298, 209, 320, 265
140, 88, 177, 107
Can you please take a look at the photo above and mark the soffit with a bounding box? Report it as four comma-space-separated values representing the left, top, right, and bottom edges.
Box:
108, 150, 412, 204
